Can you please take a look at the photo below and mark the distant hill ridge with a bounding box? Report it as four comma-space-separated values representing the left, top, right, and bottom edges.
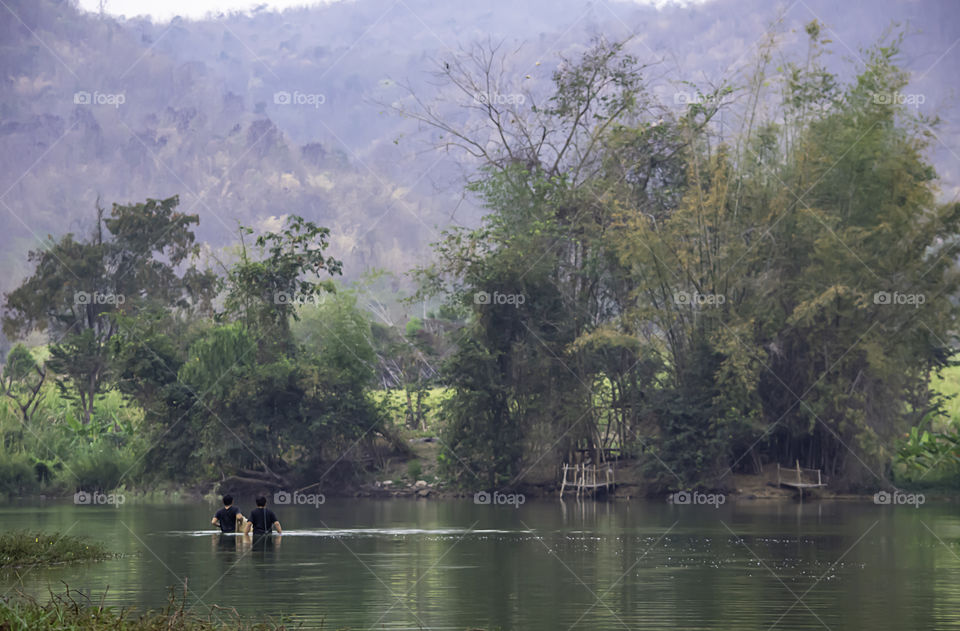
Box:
0, 0, 956, 293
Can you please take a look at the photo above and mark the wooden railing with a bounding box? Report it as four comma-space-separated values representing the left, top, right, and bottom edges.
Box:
559, 463, 615, 498
776, 461, 824, 488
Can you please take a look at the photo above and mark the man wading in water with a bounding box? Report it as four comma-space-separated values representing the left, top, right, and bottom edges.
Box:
211, 495, 246, 533
245, 496, 283, 536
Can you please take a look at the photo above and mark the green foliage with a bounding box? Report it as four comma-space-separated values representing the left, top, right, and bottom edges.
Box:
894, 420, 960, 487
179, 324, 257, 395
67, 443, 136, 492
3, 344, 39, 383
137, 227, 385, 485
0, 451, 35, 497
405, 317, 424, 338
294, 290, 376, 386
438, 337, 526, 488
0, 372, 145, 496
224, 215, 341, 360
420, 30, 960, 491
2, 196, 216, 426
368, 295, 457, 430
419, 40, 688, 488
373, 387, 451, 432
0, 532, 112, 568
1, 343, 46, 423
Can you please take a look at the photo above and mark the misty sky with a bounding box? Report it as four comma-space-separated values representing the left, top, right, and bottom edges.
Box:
77, 0, 706, 21
76, 0, 333, 20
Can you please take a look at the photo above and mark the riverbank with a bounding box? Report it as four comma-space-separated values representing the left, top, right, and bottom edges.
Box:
10, 435, 956, 504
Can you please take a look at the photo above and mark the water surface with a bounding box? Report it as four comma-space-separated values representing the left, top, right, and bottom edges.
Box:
1, 498, 958, 630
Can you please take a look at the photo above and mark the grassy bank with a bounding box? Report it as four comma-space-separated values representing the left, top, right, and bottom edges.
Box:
0, 589, 293, 630
0, 532, 113, 569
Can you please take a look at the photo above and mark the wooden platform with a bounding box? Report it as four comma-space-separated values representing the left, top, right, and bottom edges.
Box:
559, 463, 616, 498
777, 462, 826, 490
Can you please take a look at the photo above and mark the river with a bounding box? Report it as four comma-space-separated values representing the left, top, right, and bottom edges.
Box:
1, 498, 958, 629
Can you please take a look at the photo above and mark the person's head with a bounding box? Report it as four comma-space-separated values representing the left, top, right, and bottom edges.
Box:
256, 496, 267, 507
222, 495, 233, 507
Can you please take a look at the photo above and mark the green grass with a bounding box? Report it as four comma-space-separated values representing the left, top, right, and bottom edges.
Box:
0, 532, 114, 569
0, 588, 294, 630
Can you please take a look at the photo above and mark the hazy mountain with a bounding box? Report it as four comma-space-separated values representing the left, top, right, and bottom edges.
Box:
1, 0, 957, 295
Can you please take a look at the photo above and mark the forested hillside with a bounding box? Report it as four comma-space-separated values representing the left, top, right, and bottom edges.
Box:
1, 0, 957, 305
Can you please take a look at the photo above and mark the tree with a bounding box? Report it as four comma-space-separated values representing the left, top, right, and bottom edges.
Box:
2, 196, 217, 424
223, 215, 342, 360
610, 26, 960, 487
411, 39, 702, 487
1, 344, 46, 424
131, 217, 390, 486
415, 27, 960, 491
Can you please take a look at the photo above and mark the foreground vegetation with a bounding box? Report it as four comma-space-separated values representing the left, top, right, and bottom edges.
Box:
0, 532, 112, 569
0, 589, 293, 631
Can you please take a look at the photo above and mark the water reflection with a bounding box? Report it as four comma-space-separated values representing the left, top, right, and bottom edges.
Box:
249, 532, 281, 554
212, 532, 236, 552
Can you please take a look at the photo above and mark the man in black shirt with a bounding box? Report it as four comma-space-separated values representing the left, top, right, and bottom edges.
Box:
244, 496, 283, 535
211, 495, 245, 533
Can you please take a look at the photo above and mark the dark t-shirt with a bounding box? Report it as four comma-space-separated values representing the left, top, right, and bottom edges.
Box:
248, 507, 278, 534
214, 505, 241, 533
